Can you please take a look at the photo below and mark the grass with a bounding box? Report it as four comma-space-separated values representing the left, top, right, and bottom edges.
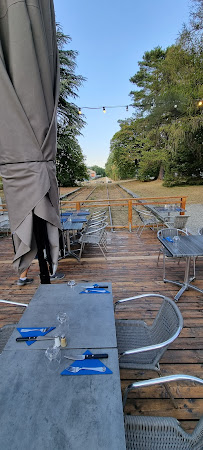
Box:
120, 179, 203, 205
1, 180, 203, 206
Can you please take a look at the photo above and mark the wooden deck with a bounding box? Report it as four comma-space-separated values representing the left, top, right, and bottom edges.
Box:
0, 228, 203, 433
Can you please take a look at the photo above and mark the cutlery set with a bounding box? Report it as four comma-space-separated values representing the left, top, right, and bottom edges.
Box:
66, 366, 106, 373
64, 353, 108, 360
16, 320, 109, 373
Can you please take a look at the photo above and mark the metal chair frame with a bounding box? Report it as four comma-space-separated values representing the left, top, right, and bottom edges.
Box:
115, 293, 183, 407
136, 210, 160, 236
123, 374, 203, 450
78, 222, 108, 260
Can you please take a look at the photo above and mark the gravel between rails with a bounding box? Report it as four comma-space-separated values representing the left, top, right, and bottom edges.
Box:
185, 204, 203, 234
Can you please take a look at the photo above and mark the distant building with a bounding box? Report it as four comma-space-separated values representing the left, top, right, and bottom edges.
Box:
87, 169, 96, 179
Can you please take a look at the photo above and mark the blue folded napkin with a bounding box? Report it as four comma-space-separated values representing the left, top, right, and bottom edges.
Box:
17, 327, 55, 346
61, 350, 113, 376
80, 288, 110, 294
163, 236, 173, 242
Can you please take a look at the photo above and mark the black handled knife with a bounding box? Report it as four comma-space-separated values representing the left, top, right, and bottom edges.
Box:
16, 336, 54, 342
64, 353, 108, 360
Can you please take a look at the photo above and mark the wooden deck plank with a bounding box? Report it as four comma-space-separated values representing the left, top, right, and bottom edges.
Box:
0, 229, 203, 433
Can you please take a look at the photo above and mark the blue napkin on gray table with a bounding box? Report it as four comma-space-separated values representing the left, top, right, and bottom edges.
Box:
61, 350, 112, 376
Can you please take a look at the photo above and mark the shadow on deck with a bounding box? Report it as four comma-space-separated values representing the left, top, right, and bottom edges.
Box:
0, 228, 203, 432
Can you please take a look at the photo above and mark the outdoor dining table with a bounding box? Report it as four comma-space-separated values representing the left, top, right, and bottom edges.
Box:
61, 209, 90, 216
158, 234, 203, 301
0, 283, 126, 450
153, 205, 185, 222
4, 283, 117, 350
61, 220, 85, 260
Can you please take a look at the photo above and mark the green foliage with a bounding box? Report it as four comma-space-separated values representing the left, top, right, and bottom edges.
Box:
56, 131, 88, 186
56, 24, 88, 186
106, 0, 203, 185
89, 166, 106, 177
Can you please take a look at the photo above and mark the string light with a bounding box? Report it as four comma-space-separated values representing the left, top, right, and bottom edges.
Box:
77, 100, 203, 114
78, 105, 131, 114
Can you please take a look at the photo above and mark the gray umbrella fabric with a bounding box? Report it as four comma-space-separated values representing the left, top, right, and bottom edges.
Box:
0, 0, 61, 274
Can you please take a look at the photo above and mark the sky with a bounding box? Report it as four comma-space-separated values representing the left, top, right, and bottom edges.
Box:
53, 0, 191, 168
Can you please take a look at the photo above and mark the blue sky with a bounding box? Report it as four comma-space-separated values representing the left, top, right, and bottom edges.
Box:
54, 0, 191, 168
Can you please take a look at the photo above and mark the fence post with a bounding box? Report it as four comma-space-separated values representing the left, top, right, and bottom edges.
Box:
76, 202, 81, 211
180, 197, 186, 215
128, 200, 132, 232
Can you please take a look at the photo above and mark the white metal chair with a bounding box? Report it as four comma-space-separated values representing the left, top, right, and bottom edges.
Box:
123, 374, 203, 450
165, 215, 190, 230
136, 210, 160, 236
115, 293, 183, 407
78, 222, 108, 260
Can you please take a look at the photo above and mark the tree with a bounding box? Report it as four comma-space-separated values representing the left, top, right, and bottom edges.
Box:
56, 25, 88, 186
89, 166, 106, 177
56, 133, 88, 186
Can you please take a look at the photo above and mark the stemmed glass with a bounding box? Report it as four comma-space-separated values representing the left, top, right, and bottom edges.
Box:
57, 312, 69, 337
45, 346, 61, 372
67, 280, 76, 287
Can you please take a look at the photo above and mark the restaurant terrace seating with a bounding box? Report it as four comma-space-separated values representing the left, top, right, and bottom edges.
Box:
123, 374, 203, 450
114, 293, 183, 407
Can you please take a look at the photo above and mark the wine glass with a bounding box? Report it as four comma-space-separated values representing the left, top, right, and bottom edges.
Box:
57, 312, 69, 336
45, 346, 61, 372
67, 280, 76, 287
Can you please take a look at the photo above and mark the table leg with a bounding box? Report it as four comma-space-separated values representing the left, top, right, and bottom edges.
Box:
174, 257, 203, 301
65, 230, 81, 261
163, 256, 203, 301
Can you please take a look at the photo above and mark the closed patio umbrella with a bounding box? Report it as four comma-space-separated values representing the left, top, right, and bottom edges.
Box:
0, 0, 61, 282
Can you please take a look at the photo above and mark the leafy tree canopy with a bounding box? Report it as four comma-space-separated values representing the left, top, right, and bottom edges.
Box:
106, 0, 203, 185
56, 24, 88, 186
89, 166, 106, 177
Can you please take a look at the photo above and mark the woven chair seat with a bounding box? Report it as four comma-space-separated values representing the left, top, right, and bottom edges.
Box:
116, 320, 158, 368
124, 414, 203, 449
116, 296, 183, 371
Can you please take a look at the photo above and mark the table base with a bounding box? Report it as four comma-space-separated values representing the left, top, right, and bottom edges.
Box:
163, 276, 203, 302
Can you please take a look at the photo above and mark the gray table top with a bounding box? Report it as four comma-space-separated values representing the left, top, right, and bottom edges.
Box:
0, 347, 126, 450
4, 283, 117, 350
158, 234, 203, 258
62, 221, 84, 231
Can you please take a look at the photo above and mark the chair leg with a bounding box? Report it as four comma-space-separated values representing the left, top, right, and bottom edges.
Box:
98, 243, 107, 260
157, 249, 161, 266
157, 368, 178, 409
163, 252, 166, 281
138, 225, 146, 236
78, 242, 85, 261
192, 257, 196, 279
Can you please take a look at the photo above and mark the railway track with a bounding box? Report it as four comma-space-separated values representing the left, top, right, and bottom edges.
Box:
61, 183, 142, 230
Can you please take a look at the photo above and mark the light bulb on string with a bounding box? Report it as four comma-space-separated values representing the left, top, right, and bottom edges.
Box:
103, 107, 106, 113
78, 108, 82, 115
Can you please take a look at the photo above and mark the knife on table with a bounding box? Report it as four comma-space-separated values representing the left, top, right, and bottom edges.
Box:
82, 285, 108, 289
16, 336, 55, 342
64, 353, 108, 360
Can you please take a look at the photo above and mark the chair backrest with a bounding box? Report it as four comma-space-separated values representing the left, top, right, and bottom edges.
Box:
157, 228, 187, 240
138, 210, 159, 225
173, 215, 189, 229
85, 222, 108, 235
123, 375, 203, 449
150, 297, 183, 365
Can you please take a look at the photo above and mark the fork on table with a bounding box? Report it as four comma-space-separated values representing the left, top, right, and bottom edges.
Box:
67, 366, 106, 373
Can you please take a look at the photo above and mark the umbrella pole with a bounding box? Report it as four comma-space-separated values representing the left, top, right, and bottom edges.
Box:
33, 214, 50, 284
